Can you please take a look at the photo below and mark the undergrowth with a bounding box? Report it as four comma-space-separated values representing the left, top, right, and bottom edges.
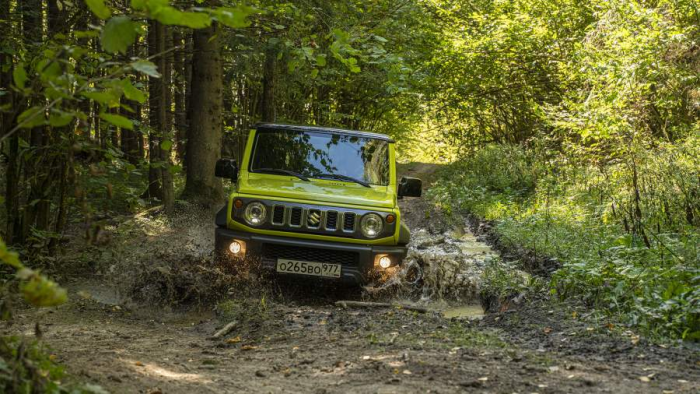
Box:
429, 140, 700, 341
0, 336, 105, 394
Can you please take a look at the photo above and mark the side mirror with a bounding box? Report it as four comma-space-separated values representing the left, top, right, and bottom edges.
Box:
398, 176, 422, 198
215, 158, 238, 182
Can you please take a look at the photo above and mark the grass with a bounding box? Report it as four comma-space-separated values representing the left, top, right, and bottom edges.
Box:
428, 141, 700, 341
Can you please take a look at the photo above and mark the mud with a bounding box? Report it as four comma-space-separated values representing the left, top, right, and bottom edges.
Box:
6, 162, 700, 393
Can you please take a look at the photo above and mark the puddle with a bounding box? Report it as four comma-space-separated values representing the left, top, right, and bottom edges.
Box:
70, 282, 124, 306
365, 216, 500, 303
442, 305, 484, 319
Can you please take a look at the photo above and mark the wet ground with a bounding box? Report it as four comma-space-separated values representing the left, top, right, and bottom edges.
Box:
6, 163, 700, 393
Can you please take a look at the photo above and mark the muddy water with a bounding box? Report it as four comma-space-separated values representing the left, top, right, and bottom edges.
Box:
364, 215, 500, 318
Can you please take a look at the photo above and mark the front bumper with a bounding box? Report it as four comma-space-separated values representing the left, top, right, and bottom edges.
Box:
215, 227, 408, 284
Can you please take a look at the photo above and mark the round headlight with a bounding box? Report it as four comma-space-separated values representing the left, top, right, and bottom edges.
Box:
244, 202, 267, 226
360, 213, 384, 238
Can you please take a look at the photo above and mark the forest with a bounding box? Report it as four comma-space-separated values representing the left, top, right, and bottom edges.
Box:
0, 0, 698, 392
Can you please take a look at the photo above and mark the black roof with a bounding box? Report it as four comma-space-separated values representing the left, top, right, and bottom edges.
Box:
255, 123, 394, 143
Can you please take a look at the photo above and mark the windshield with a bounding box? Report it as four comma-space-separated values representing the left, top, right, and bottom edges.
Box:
249, 129, 390, 186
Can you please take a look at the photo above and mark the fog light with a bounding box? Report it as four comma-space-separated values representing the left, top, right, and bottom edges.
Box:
229, 241, 242, 254
378, 256, 392, 269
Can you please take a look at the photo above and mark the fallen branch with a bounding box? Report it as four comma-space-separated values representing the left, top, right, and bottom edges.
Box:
210, 321, 238, 340
335, 300, 429, 313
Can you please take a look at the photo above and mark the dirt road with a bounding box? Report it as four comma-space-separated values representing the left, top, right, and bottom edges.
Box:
7, 163, 700, 393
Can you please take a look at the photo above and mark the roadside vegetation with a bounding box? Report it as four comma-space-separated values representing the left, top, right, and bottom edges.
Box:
426, 0, 699, 341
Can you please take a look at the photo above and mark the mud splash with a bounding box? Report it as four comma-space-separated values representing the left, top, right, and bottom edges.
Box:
365, 213, 500, 312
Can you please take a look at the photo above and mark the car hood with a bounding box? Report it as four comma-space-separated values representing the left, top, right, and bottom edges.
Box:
238, 173, 395, 209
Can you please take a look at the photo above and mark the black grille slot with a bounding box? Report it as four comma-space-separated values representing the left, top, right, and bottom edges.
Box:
272, 206, 285, 225
290, 207, 303, 226
307, 209, 322, 228
262, 244, 359, 266
325, 211, 338, 230
343, 212, 356, 231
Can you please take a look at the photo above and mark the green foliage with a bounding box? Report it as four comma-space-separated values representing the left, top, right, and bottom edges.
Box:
0, 239, 67, 309
85, 0, 112, 20
431, 142, 699, 340
0, 336, 107, 394
101, 16, 140, 54
100, 113, 134, 130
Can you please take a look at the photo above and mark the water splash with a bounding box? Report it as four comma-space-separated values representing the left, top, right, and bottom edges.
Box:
365, 217, 499, 311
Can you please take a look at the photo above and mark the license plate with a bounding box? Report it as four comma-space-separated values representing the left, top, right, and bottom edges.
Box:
276, 259, 341, 278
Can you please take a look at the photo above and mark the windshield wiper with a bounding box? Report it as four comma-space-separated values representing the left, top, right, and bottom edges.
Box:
315, 173, 371, 188
255, 168, 310, 181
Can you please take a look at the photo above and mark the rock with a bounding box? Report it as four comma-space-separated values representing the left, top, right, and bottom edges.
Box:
459, 380, 484, 388
255, 370, 267, 378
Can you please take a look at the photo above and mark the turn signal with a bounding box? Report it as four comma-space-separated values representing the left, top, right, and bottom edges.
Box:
386, 214, 395, 224
234, 199, 243, 209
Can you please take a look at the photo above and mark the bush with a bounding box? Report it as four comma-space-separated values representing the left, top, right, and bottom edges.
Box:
430, 141, 700, 340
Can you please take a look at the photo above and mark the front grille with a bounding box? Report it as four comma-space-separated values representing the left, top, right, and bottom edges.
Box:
272, 206, 285, 225
261, 243, 359, 266
233, 198, 393, 239
343, 212, 356, 231
325, 211, 338, 230
290, 207, 303, 226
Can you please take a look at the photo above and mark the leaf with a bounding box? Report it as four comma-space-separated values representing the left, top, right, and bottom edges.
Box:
0, 240, 22, 269
82, 90, 120, 106
100, 113, 134, 130
101, 16, 139, 54
74, 30, 100, 39
130, 0, 148, 10
85, 0, 112, 20
121, 79, 146, 103
315, 55, 327, 67
49, 111, 74, 127
214, 6, 256, 28
160, 140, 172, 151
13, 64, 27, 89
17, 106, 46, 129
152, 6, 210, 28
20, 273, 68, 307
177, 12, 211, 29
130, 60, 161, 77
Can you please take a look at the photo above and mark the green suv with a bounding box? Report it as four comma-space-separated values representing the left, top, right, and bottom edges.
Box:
214, 124, 422, 284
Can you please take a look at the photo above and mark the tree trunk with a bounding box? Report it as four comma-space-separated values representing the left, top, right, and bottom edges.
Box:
147, 20, 165, 201
183, 30, 193, 169
161, 26, 175, 213
173, 29, 188, 165
0, 0, 17, 244
146, 20, 174, 212
182, 20, 223, 206
261, 47, 277, 122
20, 0, 46, 243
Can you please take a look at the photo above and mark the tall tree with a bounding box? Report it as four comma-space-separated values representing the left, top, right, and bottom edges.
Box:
261, 46, 276, 122
147, 20, 164, 201
182, 19, 223, 206
173, 29, 188, 164
1, 0, 19, 244
146, 20, 175, 213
